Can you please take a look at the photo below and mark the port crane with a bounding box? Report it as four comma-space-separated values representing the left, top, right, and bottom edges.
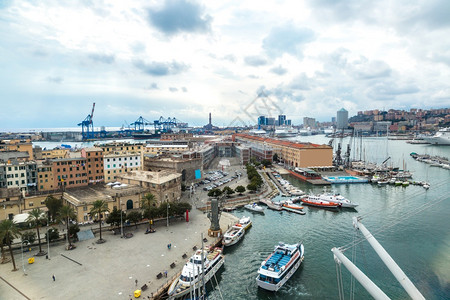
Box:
130, 116, 188, 133
77, 102, 95, 140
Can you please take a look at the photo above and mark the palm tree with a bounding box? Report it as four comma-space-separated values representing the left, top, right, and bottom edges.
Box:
141, 193, 156, 210
26, 208, 47, 255
58, 205, 76, 249
90, 200, 110, 243
0, 220, 21, 271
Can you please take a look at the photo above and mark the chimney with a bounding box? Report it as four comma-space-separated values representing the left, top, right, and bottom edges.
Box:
209, 113, 212, 125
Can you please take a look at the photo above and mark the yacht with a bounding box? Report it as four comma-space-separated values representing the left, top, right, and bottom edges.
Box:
244, 203, 265, 214
256, 242, 305, 291
274, 126, 298, 138
423, 128, 450, 145
168, 246, 224, 299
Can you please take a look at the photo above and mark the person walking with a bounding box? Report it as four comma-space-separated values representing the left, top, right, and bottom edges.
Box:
52, 275, 55, 281
135, 279, 138, 286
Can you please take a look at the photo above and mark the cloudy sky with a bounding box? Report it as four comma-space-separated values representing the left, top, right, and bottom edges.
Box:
1, 0, 450, 130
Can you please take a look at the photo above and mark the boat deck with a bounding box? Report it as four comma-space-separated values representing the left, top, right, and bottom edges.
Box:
262, 252, 292, 273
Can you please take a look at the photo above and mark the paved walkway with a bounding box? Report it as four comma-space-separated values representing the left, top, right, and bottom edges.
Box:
0, 208, 238, 300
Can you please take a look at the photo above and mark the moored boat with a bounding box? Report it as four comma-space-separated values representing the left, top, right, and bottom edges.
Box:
168, 246, 225, 299
234, 216, 252, 231
256, 242, 305, 291
302, 195, 340, 208
223, 225, 245, 246
309, 192, 358, 208
244, 203, 265, 214
281, 199, 304, 210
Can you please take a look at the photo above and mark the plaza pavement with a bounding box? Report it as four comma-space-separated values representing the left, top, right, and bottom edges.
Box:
0, 157, 248, 300
0, 208, 239, 300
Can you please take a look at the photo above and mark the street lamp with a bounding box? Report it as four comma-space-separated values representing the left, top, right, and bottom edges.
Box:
21, 239, 29, 275
46, 223, 50, 260
166, 202, 170, 227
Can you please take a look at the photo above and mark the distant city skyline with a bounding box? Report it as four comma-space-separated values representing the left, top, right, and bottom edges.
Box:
1, 1, 450, 129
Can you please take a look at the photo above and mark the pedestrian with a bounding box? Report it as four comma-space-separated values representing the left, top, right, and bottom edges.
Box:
135, 279, 138, 286
52, 275, 55, 281
167, 243, 170, 250
164, 270, 168, 278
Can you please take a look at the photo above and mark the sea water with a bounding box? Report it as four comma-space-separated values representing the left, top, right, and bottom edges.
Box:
208, 136, 450, 300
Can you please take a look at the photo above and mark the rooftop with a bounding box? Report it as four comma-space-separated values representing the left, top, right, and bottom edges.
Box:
116, 170, 181, 185
234, 133, 331, 149
63, 184, 144, 206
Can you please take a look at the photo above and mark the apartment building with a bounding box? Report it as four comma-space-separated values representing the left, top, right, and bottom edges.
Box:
81, 147, 104, 184
104, 152, 141, 183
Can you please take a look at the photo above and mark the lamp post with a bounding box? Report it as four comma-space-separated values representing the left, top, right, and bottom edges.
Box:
166, 202, 170, 227
120, 196, 124, 238
21, 239, 29, 275
46, 223, 50, 260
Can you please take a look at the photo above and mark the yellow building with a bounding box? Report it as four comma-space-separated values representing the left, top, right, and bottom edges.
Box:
0, 139, 34, 160
233, 133, 333, 168
62, 184, 144, 223
116, 170, 181, 204
37, 162, 55, 191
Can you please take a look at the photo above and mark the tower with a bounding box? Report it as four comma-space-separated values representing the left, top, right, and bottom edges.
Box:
337, 108, 348, 130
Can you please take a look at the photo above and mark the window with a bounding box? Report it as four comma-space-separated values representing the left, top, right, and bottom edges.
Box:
29, 202, 33, 207
83, 206, 87, 211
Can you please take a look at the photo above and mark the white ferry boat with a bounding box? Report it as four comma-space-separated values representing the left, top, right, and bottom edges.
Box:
312, 192, 358, 208
256, 242, 305, 291
223, 225, 245, 246
168, 246, 224, 299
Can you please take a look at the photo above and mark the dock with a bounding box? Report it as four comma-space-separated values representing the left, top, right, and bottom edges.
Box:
282, 206, 306, 215
259, 199, 282, 211
307, 179, 332, 185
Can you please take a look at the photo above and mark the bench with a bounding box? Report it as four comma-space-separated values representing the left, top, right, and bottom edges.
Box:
170, 262, 176, 269
156, 272, 163, 279
141, 284, 148, 291
182, 253, 188, 259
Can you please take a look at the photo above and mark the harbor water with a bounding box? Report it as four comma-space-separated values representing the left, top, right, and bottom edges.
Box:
208, 136, 450, 300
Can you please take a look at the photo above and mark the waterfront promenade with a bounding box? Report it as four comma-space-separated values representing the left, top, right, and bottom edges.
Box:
0, 209, 239, 300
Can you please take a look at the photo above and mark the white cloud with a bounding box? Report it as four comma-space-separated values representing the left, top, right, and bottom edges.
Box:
0, 0, 449, 129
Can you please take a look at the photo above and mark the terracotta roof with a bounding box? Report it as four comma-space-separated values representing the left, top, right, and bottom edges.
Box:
233, 133, 331, 149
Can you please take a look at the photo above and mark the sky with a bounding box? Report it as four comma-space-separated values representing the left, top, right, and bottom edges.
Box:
1, 0, 450, 130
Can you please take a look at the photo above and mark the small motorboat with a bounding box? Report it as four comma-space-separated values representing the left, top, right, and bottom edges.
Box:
223, 225, 245, 246
281, 200, 304, 210
244, 203, 265, 214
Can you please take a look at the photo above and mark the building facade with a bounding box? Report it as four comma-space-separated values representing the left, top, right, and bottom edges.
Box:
337, 108, 349, 129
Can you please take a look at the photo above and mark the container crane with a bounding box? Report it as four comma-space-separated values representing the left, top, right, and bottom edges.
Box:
77, 102, 95, 140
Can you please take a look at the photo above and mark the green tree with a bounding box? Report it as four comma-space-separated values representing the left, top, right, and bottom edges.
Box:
235, 185, 246, 195
68, 224, 80, 242
45, 228, 59, 242
247, 183, 258, 192
0, 219, 21, 271
222, 186, 235, 197
273, 153, 279, 162
126, 211, 142, 229
90, 200, 110, 243
143, 206, 159, 222
26, 208, 47, 255
21, 231, 36, 244
106, 207, 124, 228
45, 195, 62, 222
261, 159, 272, 168
58, 205, 76, 248
141, 193, 156, 210
208, 188, 223, 197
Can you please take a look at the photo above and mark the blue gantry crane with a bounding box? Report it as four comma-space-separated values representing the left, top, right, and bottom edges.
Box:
130, 116, 152, 132
77, 102, 95, 140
